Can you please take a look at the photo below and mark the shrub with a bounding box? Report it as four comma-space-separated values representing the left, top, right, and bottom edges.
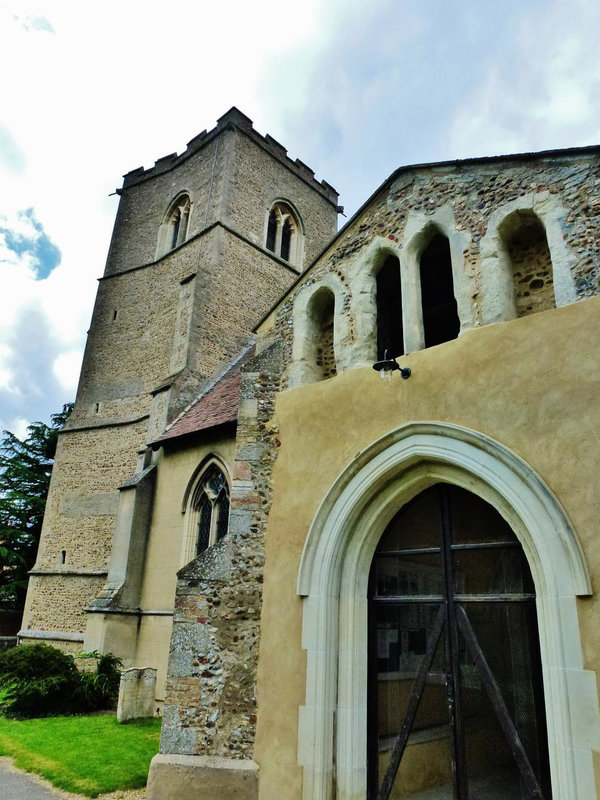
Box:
0, 644, 123, 718
75, 651, 123, 711
0, 643, 81, 718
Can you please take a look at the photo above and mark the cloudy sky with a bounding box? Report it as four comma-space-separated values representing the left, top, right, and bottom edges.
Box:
1, 0, 599, 437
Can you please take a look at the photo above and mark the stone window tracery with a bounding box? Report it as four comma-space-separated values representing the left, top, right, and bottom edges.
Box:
265, 202, 302, 265
157, 193, 191, 258
181, 461, 230, 565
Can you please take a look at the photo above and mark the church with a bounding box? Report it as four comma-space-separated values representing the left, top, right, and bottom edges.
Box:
20, 108, 600, 799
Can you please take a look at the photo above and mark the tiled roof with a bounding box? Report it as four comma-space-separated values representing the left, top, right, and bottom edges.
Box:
155, 346, 254, 445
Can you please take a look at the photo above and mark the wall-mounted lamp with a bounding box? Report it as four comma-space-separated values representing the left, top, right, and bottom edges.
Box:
372, 350, 411, 381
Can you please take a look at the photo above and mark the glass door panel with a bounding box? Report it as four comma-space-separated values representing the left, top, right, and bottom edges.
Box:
368, 484, 552, 800
374, 604, 453, 799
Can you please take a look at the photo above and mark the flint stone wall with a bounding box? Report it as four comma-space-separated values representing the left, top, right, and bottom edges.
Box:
160, 343, 283, 760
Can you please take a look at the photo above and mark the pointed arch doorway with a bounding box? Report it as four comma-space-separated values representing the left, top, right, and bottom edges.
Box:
368, 483, 551, 799
296, 423, 594, 800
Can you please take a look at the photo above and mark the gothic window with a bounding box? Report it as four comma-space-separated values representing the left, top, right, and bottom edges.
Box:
193, 465, 229, 556
376, 255, 404, 360
368, 484, 551, 799
181, 461, 230, 565
157, 193, 191, 258
419, 234, 460, 347
265, 201, 302, 265
500, 211, 555, 318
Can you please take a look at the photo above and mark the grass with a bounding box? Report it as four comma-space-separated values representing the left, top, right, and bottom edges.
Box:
0, 715, 161, 797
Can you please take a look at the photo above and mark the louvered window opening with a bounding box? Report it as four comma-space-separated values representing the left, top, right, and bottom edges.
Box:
281, 218, 292, 261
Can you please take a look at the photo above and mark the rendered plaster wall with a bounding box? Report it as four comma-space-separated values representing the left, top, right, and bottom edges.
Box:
134, 430, 237, 700
254, 297, 600, 800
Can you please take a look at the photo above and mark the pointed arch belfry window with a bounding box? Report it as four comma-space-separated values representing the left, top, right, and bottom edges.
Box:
181, 461, 230, 565
157, 193, 191, 258
265, 201, 303, 265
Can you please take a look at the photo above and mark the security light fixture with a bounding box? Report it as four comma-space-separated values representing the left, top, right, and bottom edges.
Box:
372, 350, 411, 381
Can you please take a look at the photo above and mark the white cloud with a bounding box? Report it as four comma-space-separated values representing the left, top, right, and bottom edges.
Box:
11, 418, 30, 441
53, 350, 82, 394
447, 0, 600, 158
1, 0, 599, 432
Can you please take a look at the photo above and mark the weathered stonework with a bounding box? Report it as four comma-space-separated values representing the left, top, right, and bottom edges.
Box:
275, 150, 600, 389
21, 110, 338, 666
22, 114, 600, 799
160, 344, 283, 760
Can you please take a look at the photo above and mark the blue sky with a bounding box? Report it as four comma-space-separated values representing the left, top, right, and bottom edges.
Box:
1, 0, 599, 436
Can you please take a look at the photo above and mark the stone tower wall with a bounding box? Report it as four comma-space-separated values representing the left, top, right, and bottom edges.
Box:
21, 109, 339, 648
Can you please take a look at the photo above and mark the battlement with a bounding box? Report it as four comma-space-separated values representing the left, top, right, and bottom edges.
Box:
121, 107, 339, 206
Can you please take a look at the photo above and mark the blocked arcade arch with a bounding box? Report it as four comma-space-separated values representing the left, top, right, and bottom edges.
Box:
288, 274, 350, 387
296, 422, 595, 800
480, 192, 577, 325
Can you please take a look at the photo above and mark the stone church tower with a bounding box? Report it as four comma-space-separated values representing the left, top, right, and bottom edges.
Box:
20, 108, 339, 657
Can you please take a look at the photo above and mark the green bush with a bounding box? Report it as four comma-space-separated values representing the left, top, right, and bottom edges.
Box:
0, 643, 81, 718
0, 644, 123, 718
74, 652, 123, 712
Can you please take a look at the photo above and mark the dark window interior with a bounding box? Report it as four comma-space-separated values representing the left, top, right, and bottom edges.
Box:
266, 210, 277, 252
171, 210, 181, 251
376, 255, 404, 359
419, 234, 460, 347
281, 218, 292, 261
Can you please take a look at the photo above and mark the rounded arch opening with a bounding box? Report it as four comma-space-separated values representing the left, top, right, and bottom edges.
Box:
498, 210, 555, 318
306, 286, 337, 381
296, 422, 593, 800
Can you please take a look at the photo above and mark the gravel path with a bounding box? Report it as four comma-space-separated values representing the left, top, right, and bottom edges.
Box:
0, 758, 145, 800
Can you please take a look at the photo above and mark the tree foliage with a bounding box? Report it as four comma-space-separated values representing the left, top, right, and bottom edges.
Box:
0, 404, 73, 609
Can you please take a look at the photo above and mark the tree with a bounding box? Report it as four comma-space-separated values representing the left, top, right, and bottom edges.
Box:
0, 403, 73, 610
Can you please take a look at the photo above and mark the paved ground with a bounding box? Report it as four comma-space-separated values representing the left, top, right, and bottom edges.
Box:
1, 758, 60, 800
0, 758, 145, 800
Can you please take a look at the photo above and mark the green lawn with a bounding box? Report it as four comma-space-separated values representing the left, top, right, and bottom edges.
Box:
0, 715, 161, 797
